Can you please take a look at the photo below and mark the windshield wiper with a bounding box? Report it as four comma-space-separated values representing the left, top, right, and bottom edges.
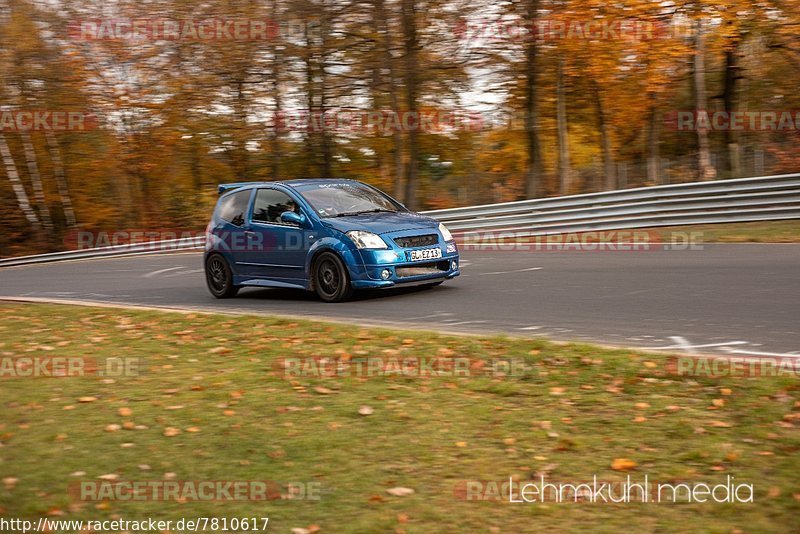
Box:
334, 208, 397, 217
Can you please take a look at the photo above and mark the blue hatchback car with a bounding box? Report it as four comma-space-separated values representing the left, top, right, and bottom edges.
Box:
204, 179, 460, 302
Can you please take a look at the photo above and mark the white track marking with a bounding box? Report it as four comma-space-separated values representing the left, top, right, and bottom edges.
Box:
649, 336, 749, 352
143, 266, 184, 278
718, 347, 800, 358
480, 267, 542, 276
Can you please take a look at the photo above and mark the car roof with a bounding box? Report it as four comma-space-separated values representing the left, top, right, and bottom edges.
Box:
279, 178, 362, 188
218, 178, 363, 195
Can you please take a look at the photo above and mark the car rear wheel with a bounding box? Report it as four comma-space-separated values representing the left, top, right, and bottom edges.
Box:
313, 252, 353, 303
205, 254, 239, 298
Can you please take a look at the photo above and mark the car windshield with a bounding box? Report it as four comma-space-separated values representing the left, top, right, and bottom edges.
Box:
295, 182, 404, 218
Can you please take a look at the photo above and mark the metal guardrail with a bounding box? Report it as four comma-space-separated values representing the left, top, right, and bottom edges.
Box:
0, 236, 207, 268
1, 173, 799, 268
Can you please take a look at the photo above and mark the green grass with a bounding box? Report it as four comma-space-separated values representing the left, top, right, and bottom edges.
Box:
0, 303, 798, 533
647, 220, 800, 243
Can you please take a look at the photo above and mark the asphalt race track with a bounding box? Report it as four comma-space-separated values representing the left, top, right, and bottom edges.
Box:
1, 244, 798, 357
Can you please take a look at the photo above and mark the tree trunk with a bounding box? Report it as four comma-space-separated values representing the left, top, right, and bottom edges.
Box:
646, 95, 660, 185
374, 0, 405, 202
401, 0, 420, 210
232, 78, 250, 181
268, 0, 283, 182
20, 131, 53, 230
693, 19, 716, 181
524, 0, 543, 198
594, 82, 616, 191
556, 57, 572, 195
0, 132, 42, 230
319, 11, 333, 178
44, 131, 76, 227
722, 47, 742, 178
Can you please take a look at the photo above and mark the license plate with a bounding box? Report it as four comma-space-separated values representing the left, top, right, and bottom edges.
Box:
409, 247, 442, 261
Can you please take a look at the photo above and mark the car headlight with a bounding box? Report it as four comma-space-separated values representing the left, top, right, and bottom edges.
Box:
347, 230, 388, 249
439, 222, 453, 242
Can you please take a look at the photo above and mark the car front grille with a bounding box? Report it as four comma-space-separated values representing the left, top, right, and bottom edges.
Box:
396, 260, 450, 278
393, 234, 438, 248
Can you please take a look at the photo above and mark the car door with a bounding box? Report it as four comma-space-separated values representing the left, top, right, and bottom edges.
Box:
213, 188, 257, 276
245, 188, 309, 282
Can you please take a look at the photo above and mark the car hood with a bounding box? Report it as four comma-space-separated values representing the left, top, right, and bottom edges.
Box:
321, 211, 439, 235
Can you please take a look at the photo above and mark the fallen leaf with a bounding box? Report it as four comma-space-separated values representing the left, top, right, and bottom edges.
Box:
105, 424, 121, 432
387, 487, 415, 497
163, 427, 181, 437
503, 438, 516, 445
712, 399, 725, 408
710, 421, 732, 428
358, 406, 374, 416
634, 402, 650, 410
455, 441, 467, 448
314, 387, 334, 395
97, 474, 118, 481
2, 477, 19, 489
118, 407, 133, 417
720, 388, 732, 396
611, 458, 637, 471
186, 427, 201, 433
78, 397, 97, 403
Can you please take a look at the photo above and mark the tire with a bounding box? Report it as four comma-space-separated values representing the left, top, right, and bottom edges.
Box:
205, 254, 239, 298
313, 251, 353, 303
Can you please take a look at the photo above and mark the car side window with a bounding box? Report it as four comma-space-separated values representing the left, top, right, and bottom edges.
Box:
252, 189, 301, 226
217, 190, 250, 227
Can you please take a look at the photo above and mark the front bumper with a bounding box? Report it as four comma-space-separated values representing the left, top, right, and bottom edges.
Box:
350, 242, 460, 289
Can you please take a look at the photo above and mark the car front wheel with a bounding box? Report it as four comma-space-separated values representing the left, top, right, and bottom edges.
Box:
205, 254, 239, 298
313, 252, 353, 303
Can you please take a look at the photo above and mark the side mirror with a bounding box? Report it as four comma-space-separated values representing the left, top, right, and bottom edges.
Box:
280, 211, 306, 227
